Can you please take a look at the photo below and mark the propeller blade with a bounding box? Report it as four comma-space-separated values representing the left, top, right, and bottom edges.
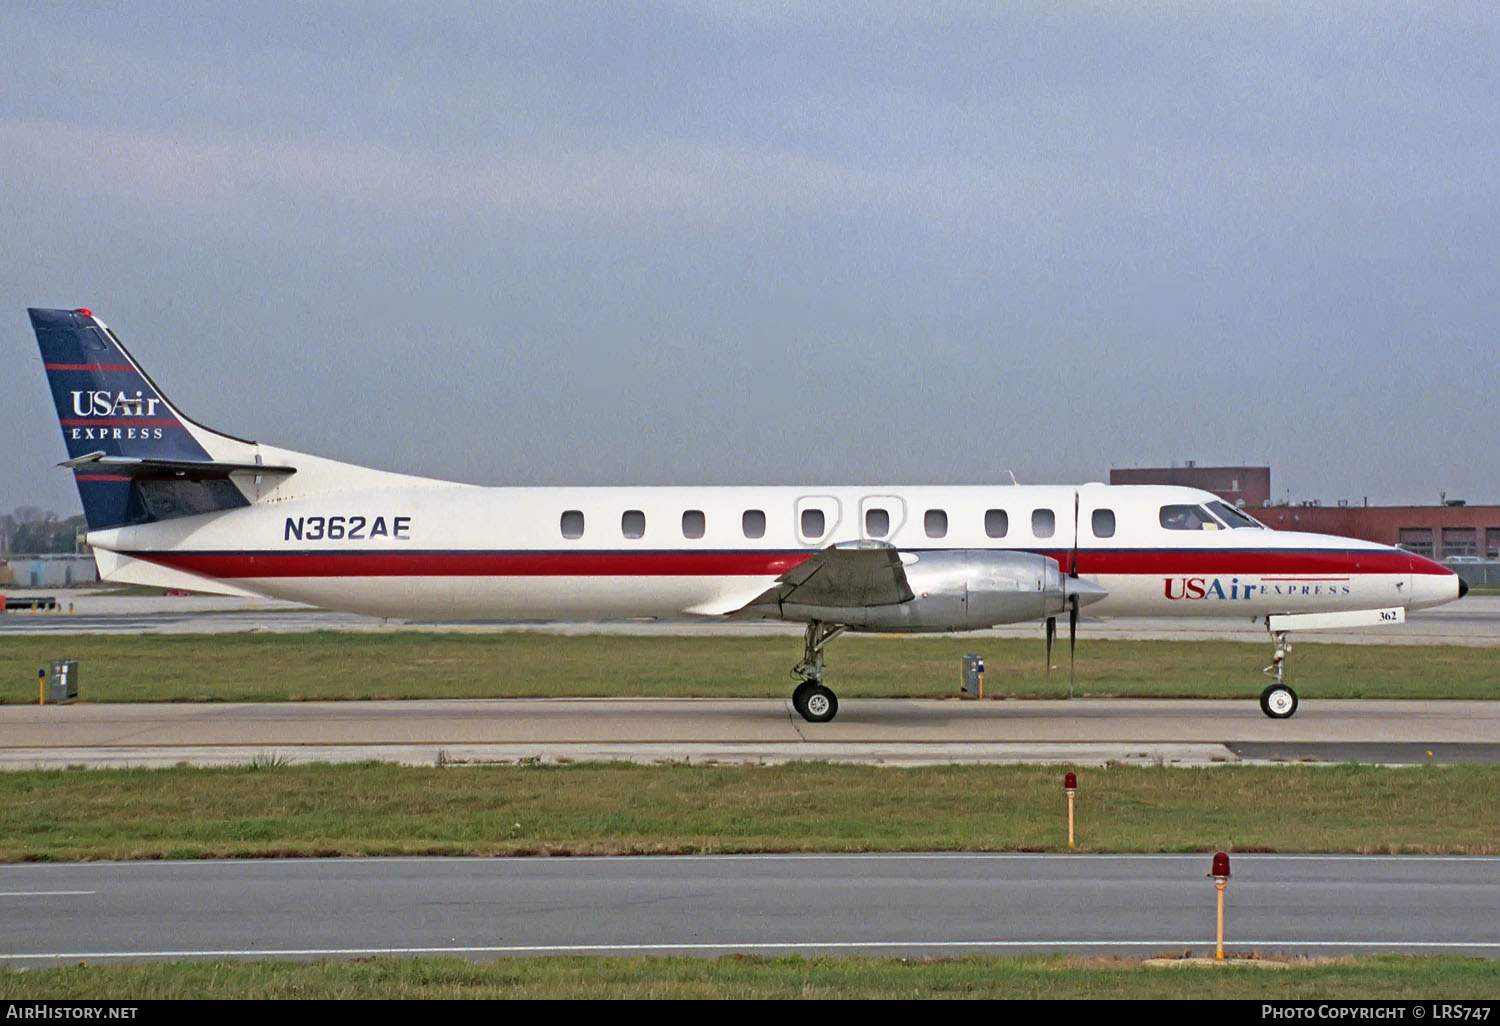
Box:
1068, 595, 1079, 697
1071, 491, 1080, 578
1045, 615, 1056, 677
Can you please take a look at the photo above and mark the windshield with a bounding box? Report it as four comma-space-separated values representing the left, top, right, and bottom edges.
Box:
1206, 500, 1264, 529
1159, 504, 1221, 531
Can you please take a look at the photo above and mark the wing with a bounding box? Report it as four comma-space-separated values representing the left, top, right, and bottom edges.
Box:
718, 540, 915, 618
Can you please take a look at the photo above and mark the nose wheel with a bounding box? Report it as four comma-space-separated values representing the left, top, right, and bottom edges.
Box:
1259, 683, 1298, 718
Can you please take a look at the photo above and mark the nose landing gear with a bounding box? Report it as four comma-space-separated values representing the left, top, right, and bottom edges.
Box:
1260, 628, 1299, 718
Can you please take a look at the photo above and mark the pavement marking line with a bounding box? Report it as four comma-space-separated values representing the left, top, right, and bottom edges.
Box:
5, 940, 1500, 962
0, 890, 96, 897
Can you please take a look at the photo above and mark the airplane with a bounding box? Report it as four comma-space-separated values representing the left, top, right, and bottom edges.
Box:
28, 307, 1467, 723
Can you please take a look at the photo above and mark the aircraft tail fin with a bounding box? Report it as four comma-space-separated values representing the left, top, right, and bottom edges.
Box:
29, 307, 292, 531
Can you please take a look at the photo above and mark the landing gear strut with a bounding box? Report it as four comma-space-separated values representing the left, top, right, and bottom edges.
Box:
1260, 627, 1299, 719
790, 621, 846, 723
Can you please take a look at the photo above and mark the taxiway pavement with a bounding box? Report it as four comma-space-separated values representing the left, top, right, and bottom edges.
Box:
3, 697, 1498, 769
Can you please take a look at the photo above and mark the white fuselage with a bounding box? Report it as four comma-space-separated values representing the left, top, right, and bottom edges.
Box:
87, 477, 1461, 625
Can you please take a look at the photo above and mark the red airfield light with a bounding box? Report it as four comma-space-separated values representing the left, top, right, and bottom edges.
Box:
1063, 772, 1077, 791
1210, 851, 1232, 960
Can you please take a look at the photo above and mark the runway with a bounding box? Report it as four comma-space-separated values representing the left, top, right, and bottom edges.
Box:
3, 697, 1498, 769
2, 854, 1495, 966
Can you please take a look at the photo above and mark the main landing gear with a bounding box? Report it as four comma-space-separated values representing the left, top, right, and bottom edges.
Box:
1260, 627, 1299, 719
790, 621, 846, 723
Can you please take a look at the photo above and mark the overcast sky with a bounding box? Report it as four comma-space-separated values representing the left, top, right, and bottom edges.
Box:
4, 1, 1497, 515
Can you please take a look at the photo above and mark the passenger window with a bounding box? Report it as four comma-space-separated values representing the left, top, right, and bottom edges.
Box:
560, 510, 585, 539
742, 509, 766, 539
865, 508, 890, 538
1091, 508, 1116, 538
925, 509, 948, 538
1032, 508, 1056, 538
682, 510, 706, 539
801, 508, 826, 538
621, 509, 645, 539
985, 509, 1008, 538
1160, 504, 1219, 531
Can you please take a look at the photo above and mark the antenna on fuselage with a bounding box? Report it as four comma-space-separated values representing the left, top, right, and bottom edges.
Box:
1004, 470, 1020, 485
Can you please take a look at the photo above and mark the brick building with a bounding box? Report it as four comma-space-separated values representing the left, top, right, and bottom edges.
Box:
1110, 464, 1498, 559
1252, 504, 1500, 560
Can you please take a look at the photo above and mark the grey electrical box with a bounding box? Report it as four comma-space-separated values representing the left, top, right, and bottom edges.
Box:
960, 654, 984, 697
48, 659, 78, 704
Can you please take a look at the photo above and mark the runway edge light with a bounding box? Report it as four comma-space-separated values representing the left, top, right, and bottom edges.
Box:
1209, 851, 1231, 961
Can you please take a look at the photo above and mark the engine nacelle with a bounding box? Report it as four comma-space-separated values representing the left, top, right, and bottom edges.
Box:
779, 549, 1076, 632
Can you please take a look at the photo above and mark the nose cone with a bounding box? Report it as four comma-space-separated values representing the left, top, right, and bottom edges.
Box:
1407, 553, 1467, 609
1065, 576, 1109, 609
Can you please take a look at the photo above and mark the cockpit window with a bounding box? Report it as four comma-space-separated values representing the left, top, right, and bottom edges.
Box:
1159, 504, 1221, 531
1207, 500, 1263, 529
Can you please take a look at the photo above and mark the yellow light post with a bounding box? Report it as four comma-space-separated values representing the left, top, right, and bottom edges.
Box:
1063, 771, 1077, 849
1209, 851, 1231, 960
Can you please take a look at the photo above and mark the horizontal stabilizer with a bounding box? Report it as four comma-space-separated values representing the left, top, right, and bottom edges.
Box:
60, 450, 296, 480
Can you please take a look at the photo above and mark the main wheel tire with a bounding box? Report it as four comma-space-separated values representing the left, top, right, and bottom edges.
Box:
797, 683, 838, 723
1259, 683, 1298, 719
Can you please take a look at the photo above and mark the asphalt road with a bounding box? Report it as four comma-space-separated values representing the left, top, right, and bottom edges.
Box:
1, 854, 1494, 966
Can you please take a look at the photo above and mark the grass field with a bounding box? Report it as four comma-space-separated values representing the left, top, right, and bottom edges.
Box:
3, 761, 1497, 862
3, 630, 1498, 704
4, 954, 1499, 999
3, 630, 1496, 997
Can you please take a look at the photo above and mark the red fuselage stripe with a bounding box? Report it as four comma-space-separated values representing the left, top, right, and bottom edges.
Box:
1059, 550, 1430, 575
123, 548, 1449, 580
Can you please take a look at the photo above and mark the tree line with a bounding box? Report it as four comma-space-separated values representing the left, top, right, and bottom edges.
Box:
0, 508, 88, 555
